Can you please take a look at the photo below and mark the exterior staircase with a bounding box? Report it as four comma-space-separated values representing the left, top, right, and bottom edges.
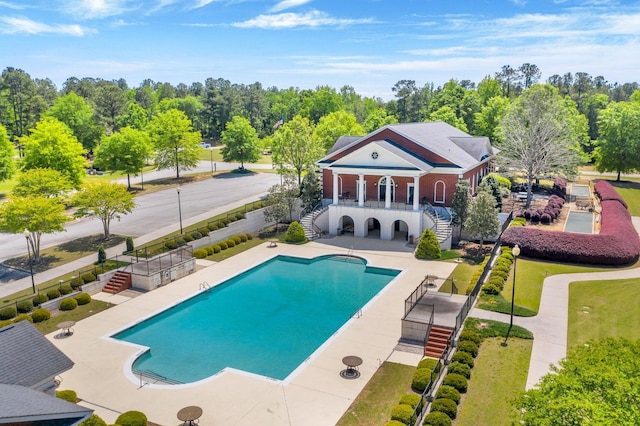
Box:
102, 271, 132, 294
424, 326, 454, 358
300, 206, 328, 240
423, 206, 453, 244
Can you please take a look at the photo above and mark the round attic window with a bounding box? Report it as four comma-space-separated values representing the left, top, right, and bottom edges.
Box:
371, 151, 379, 160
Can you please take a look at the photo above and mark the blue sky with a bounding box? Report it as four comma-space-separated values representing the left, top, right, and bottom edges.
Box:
1, 0, 639, 100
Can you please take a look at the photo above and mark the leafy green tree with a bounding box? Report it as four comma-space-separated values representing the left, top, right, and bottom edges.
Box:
582, 93, 610, 145
313, 110, 364, 152
274, 115, 324, 185
300, 168, 322, 211
93, 127, 152, 189
1, 67, 42, 140
0, 123, 16, 181
474, 96, 510, 144
362, 108, 398, 133
20, 117, 87, 187
46, 92, 103, 151
451, 179, 471, 240
477, 76, 503, 105
414, 228, 441, 259
517, 338, 640, 425
0, 196, 68, 262
147, 109, 201, 179
12, 168, 72, 198
594, 101, 640, 181
497, 84, 583, 208
285, 221, 306, 243
301, 85, 344, 123
220, 116, 261, 169
464, 188, 500, 254
429, 106, 468, 132
263, 174, 299, 230
93, 83, 128, 131
114, 102, 149, 131
72, 182, 136, 240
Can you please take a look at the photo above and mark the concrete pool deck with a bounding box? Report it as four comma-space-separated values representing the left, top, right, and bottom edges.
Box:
49, 237, 457, 425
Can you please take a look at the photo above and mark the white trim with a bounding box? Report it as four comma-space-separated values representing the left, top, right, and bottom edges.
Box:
378, 177, 395, 203
434, 180, 446, 204
407, 183, 414, 204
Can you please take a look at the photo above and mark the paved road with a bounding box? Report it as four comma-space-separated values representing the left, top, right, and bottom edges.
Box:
0, 169, 280, 262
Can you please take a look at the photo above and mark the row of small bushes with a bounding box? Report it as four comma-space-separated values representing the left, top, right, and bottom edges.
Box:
58, 390, 149, 425
0, 293, 92, 325
421, 330, 481, 425
465, 256, 489, 295
502, 181, 640, 265
193, 233, 254, 258
481, 247, 515, 295
515, 194, 566, 225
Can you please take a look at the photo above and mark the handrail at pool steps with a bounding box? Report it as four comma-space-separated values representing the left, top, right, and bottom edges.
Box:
199, 281, 211, 290
135, 368, 183, 387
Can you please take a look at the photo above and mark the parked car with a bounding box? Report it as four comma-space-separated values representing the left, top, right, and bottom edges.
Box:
200, 142, 212, 148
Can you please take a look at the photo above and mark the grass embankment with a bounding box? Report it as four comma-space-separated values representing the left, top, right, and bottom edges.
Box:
608, 180, 640, 216
568, 278, 640, 349
33, 300, 111, 335
336, 362, 416, 426
439, 257, 484, 295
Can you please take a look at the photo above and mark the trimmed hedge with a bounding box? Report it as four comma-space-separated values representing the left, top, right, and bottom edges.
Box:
33, 293, 48, 306
430, 398, 458, 420
285, 221, 307, 243
14, 313, 33, 323
59, 283, 73, 295
0, 307, 16, 320
412, 368, 437, 392
435, 385, 461, 404
399, 393, 423, 411
193, 248, 208, 259
79, 414, 108, 426
81, 273, 96, 284
115, 411, 147, 426
415, 228, 441, 260
457, 340, 479, 358
16, 300, 33, 313
447, 361, 471, 379
70, 278, 84, 290
451, 351, 474, 368
417, 357, 441, 371
75, 293, 92, 305
60, 298, 78, 311
390, 404, 415, 425
31, 308, 50, 323
423, 411, 452, 426
384, 421, 407, 426
47, 289, 61, 300
502, 181, 640, 265
442, 373, 468, 393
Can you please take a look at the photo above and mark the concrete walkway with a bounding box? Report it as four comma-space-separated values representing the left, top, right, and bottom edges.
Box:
471, 265, 640, 390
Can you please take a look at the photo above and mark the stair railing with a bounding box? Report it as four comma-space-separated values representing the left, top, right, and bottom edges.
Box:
421, 304, 435, 349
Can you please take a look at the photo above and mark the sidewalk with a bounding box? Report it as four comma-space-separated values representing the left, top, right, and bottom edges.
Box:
470, 265, 640, 389
0, 193, 267, 300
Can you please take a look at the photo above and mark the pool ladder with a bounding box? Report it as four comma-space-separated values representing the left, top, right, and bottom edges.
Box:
199, 281, 211, 290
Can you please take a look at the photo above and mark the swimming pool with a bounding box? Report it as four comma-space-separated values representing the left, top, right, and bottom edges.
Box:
113, 255, 399, 383
564, 211, 594, 234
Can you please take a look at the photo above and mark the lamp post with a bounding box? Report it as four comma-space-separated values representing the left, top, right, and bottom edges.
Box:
22, 229, 35, 294
176, 187, 183, 235
502, 244, 520, 346
210, 149, 214, 175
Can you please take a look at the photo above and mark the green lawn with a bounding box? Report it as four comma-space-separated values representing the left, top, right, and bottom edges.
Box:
608, 180, 640, 216
568, 278, 640, 350
455, 337, 533, 426
197, 147, 274, 165
440, 258, 483, 295
33, 299, 112, 335
336, 362, 416, 426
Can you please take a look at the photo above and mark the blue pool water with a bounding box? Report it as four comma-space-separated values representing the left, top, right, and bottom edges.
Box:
564, 211, 594, 234
113, 255, 399, 383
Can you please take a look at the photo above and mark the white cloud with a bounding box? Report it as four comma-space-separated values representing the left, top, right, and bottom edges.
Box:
270, 0, 312, 13
0, 16, 96, 35
0, 1, 25, 10
232, 10, 373, 29
61, 0, 133, 19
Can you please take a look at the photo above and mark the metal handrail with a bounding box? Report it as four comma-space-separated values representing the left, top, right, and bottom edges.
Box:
404, 276, 431, 317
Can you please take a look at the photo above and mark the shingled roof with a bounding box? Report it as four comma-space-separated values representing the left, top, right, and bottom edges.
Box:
0, 321, 74, 387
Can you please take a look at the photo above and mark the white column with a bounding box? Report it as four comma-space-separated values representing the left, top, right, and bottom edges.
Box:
413, 176, 420, 210
358, 174, 364, 207
332, 171, 339, 205
385, 175, 391, 209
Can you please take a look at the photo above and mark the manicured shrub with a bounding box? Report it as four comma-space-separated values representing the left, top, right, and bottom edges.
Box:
47, 289, 61, 300
285, 221, 307, 243
482, 283, 501, 295
246, 233, 253, 240
430, 398, 457, 420
412, 368, 436, 392
530, 211, 540, 223
16, 300, 33, 313
56, 389, 77, 403
0, 310, 16, 324
75, 293, 92, 305
14, 313, 33, 323
384, 421, 407, 426
415, 228, 441, 259
183, 234, 194, 242
459, 329, 481, 345
442, 373, 468, 393
176, 237, 186, 246
125, 236, 134, 253
33, 293, 48, 306
97, 244, 106, 264
447, 361, 471, 379
219, 241, 228, 250
115, 411, 147, 426
59, 283, 73, 295
79, 414, 108, 426
208, 223, 218, 231
239, 234, 248, 242
205, 246, 214, 255
511, 217, 526, 226
60, 298, 78, 311
212, 245, 221, 253
399, 393, 423, 411
226, 239, 236, 248
417, 358, 441, 371
451, 351, 474, 368
0, 319, 13, 328
94, 266, 105, 275
190, 231, 202, 240
390, 404, 415, 425
81, 273, 96, 284
70, 278, 84, 290
423, 411, 452, 426
31, 308, 50, 323
233, 236, 242, 245
540, 213, 552, 224
193, 248, 208, 259
236, 212, 245, 221
435, 385, 461, 404
594, 180, 627, 207
221, 218, 230, 226
457, 340, 479, 358
198, 227, 209, 237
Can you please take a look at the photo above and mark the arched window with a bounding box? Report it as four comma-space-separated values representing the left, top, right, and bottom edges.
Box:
377, 177, 395, 202
434, 180, 446, 204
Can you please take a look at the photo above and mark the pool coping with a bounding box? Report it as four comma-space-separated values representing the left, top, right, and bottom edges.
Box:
49, 237, 458, 425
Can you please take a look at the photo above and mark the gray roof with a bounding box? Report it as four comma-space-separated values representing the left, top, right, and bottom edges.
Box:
0, 383, 92, 424
327, 136, 361, 155
0, 321, 74, 387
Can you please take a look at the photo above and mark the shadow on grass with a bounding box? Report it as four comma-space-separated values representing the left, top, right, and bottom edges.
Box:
607, 180, 640, 190
3, 254, 62, 274
476, 294, 537, 317
57, 234, 124, 253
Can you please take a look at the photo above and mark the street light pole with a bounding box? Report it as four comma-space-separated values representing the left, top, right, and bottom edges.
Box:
210, 149, 214, 175
502, 244, 520, 346
22, 229, 36, 294
176, 187, 183, 235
